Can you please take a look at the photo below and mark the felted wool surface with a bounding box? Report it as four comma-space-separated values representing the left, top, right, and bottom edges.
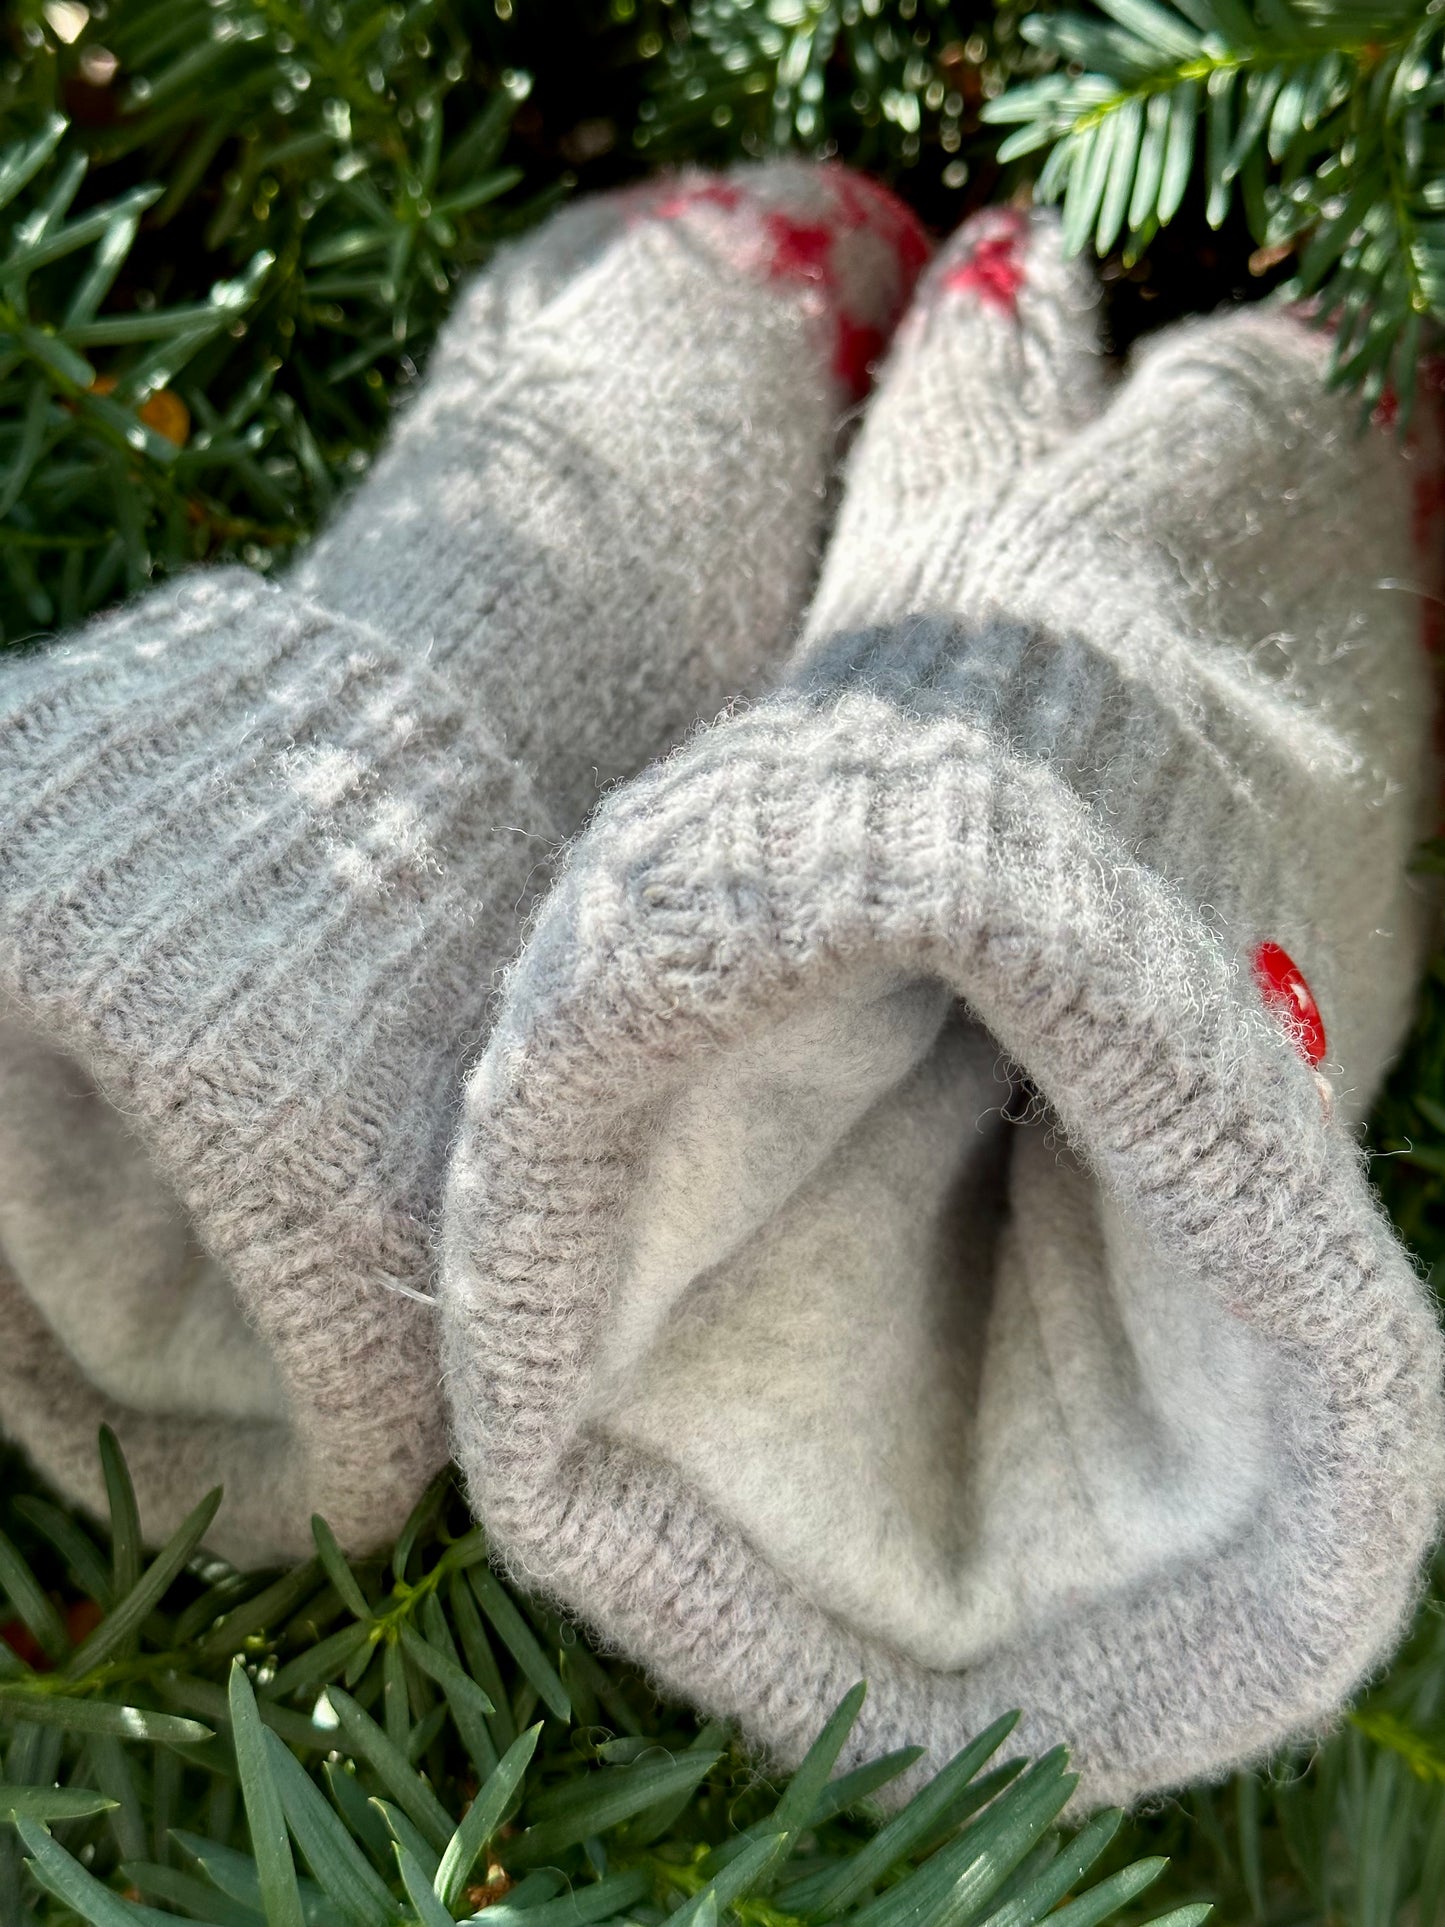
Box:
441, 208, 1445, 1808
0, 162, 928, 1565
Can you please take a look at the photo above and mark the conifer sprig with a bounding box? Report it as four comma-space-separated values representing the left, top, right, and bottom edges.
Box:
0, 0, 543, 644
635, 0, 1045, 223
983, 0, 1445, 413
0, 1433, 1207, 1927
4, 2, 1445, 1920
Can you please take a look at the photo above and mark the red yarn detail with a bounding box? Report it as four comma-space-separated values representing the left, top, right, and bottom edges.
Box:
759, 205, 882, 393
1252, 941, 1327, 1066
649, 170, 932, 401
763, 212, 834, 283
945, 227, 1027, 313
827, 167, 932, 283
654, 180, 744, 220
819, 171, 931, 393
832, 316, 887, 398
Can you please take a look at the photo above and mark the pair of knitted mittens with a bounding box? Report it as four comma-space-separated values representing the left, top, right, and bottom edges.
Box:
3, 168, 1444, 1813
0, 162, 926, 1558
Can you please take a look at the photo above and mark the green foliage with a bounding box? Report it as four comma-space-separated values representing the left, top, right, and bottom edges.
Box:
0, 0, 547, 642
0, 1434, 1200, 1927
3, 0, 1445, 1919
636, 0, 1048, 223
984, 0, 1445, 412
1373, 919, 1445, 1265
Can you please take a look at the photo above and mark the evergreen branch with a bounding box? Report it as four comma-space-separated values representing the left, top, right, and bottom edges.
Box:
0, 0, 545, 644
1351, 1708, 1445, 1783
3, 3, 1445, 1920
637, 0, 1043, 210
983, 0, 1445, 409
0, 1432, 1191, 1927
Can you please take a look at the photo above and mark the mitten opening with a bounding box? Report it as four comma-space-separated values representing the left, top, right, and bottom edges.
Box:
582, 960, 1278, 1674
0, 1015, 285, 1424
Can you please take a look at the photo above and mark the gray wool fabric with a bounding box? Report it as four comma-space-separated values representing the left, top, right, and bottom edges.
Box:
0, 161, 927, 1565
441, 208, 1445, 1809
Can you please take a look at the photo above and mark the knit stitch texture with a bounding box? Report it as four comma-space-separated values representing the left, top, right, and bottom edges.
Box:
0, 161, 927, 1564
441, 209, 1445, 1808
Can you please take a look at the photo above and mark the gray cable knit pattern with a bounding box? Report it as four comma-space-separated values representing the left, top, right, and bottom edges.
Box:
441, 209, 1445, 1809
0, 161, 928, 1565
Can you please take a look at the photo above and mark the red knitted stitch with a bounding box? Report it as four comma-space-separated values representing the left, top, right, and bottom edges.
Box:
648, 170, 931, 402
763, 212, 834, 282
653, 180, 744, 220
1253, 941, 1327, 1066
826, 166, 932, 280
944, 212, 1028, 314
832, 316, 888, 398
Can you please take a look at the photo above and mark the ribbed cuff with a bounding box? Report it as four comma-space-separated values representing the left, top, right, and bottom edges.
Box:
0, 568, 557, 1562
441, 689, 1443, 1810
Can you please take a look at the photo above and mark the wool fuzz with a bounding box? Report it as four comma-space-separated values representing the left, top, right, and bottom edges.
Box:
441, 209, 1445, 1809
0, 162, 927, 1565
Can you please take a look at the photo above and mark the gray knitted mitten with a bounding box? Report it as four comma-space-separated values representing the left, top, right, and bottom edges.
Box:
0, 161, 927, 1565
441, 208, 1445, 1808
